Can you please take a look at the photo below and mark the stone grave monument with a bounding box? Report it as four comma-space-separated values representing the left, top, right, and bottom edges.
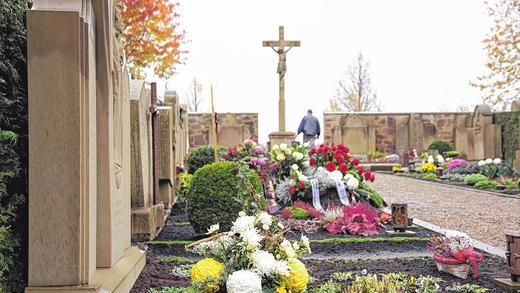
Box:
26, 0, 144, 291
157, 105, 177, 210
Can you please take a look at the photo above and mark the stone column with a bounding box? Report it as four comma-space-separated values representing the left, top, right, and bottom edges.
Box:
27, 0, 97, 286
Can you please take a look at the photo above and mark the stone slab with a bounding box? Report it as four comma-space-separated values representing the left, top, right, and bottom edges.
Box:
157, 106, 175, 183
159, 180, 174, 210
493, 278, 520, 289
269, 131, 297, 147
131, 204, 164, 240
25, 247, 145, 293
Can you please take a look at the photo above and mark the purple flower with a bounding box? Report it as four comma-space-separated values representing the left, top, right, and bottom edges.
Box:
447, 159, 467, 170
257, 158, 266, 166
250, 157, 258, 165
254, 145, 264, 154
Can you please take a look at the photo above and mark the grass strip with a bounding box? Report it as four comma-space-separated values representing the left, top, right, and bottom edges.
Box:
310, 236, 430, 244
147, 240, 194, 245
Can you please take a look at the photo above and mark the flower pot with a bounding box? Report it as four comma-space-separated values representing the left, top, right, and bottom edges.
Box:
433, 254, 470, 279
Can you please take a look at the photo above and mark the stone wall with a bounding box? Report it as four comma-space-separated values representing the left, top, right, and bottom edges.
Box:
324, 105, 505, 161
188, 113, 258, 149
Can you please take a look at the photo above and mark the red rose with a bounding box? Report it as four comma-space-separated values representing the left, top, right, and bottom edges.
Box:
351, 159, 360, 166
323, 146, 330, 153
326, 161, 336, 172
322, 152, 328, 159
337, 156, 345, 165
364, 172, 371, 181
339, 163, 349, 173
331, 146, 338, 152
338, 143, 346, 150
318, 147, 324, 153
357, 166, 364, 175
289, 186, 297, 194
309, 157, 317, 166
308, 148, 316, 155
370, 174, 376, 182
320, 144, 325, 148
297, 182, 305, 189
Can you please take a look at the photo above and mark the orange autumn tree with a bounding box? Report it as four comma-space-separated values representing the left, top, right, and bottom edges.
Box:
121, 0, 186, 79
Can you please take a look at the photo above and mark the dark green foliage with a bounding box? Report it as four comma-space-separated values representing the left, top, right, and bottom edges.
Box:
427, 140, 453, 155
0, 0, 30, 291
186, 162, 265, 233
187, 145, 227, 174
474, 180, 498, 190
494, 112, 520, 166
479, 163, 518, 179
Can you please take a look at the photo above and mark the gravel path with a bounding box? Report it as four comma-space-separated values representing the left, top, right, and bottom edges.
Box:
371, 173, 520, 249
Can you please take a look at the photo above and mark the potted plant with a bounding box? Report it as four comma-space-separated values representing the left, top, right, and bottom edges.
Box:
428, 232, 483, 279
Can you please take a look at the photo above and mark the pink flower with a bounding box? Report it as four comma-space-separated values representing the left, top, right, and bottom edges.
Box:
254, 145, 264, 154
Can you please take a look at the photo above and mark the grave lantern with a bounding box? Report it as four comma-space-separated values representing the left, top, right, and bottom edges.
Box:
494, 233, 520, 289
436, 167, 444, 177
391, 203, 409, 232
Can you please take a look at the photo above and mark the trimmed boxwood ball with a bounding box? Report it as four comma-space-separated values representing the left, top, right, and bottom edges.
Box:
464, 174, 488, 186
187, 161, 265, 233
187, 145, 228, 174
428, 140, 453, 155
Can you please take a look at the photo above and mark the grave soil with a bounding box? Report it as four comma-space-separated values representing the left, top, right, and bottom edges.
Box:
131, 203, 514, 293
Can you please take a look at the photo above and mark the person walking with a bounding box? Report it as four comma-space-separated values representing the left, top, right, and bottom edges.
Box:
297, 109, 320, 147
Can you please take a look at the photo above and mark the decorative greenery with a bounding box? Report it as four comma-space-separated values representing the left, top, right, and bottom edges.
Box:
505, 178, 520, 190
494, 112, 520, 166
479, 162, 518, 179
474, 180, 498, 190
428, 141, 454, 155
309, 281, 342, 293
171, 264, 193, 278
186, 162, 265, 233
187, 145, 227, 174
178, 172, 193, 202
446, 283, 489, 293
330, 272, 353, 282
464, 174, 488, 186
445, 150, 462, 158
423, 173, 438, 180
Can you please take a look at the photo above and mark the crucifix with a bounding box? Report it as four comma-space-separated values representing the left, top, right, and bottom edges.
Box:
263, 26, 300, 132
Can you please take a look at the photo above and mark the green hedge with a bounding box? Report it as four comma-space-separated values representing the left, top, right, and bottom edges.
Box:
494, 112, 520, 166
186, 162, 265, 233
0, 1, 30, 291
186, 145, 227, 174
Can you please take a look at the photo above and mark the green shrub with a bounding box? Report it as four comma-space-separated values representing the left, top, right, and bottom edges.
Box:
428, 140, 453, 155
177, 173, 193, 202
187, 145, 227, 174
187, 162, 265, 233
309, 281, 342, 293
423, 173, 438, 180
505, 178, 520, 190
479, 163, 518, 179
445, 150, 461, 158
464, 174, 488, 185
474, 180, 498, 190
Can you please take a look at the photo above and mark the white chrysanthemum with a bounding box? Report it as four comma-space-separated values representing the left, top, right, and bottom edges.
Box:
436, 155, 445, 164
276, 153, 286, 161
298, 174, 307, 182
206, 223, 220, 235
226, 270, 262, 293
231, 215, 256, 235
292, 241, 300, 250
242, 228, 263, 249
272, 144, 280, 151
274, 260, 290, 276
219, 235, 235, 250
485, 158, 493, 164
280, 239, 296, 258
427, 155, 434, 163
300, 234, 311, 253
251, 250, 277, 276
291, 164, 299, 171
493, 158, 502, 164
346, 177, 359, 190
292, 152, 304, 161
478, 160, 486, 167
258, 212, 272, 229
284, 149, 292, 155
280, 143, 288, 151
329, 170, 343, 181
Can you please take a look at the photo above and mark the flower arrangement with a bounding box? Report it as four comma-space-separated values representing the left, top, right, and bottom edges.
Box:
428, 231, 483, 279
270, 143, 310, 180
446, 159, 468, 170
280, 201, 322, 219
323, 203, 380, 236
223, 137, 268, 168
380, 153, 400, 163
188, 211, 311, 293
420, 162, 437, 173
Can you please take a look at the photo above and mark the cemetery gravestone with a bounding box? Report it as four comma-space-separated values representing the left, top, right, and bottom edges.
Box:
157, 105, 176, 210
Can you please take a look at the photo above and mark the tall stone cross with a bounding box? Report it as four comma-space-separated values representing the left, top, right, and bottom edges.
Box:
263, 26, 300, 132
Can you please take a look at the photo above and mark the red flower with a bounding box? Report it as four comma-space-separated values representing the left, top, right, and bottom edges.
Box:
309, 157, 317, 166
297, 182, 305, 189
331, 146, 338, 152
364, 172, 372, 181
370, 173, 376, 182
337, 156, 345, 165
289, 186, 297, 194
339, 163, 349, 173
318, 147, 324, 154
308, 148, 316, 155
322, 152, 328, 159
323, 145, 330, 153
357, 166, 364, 175
326, 161, 337, 172
338, 143, 346, 150
351, 159, 360, 166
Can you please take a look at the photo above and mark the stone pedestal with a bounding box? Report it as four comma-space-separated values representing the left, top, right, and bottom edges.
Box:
26, 1, 144, 292
269, 131, 297, 147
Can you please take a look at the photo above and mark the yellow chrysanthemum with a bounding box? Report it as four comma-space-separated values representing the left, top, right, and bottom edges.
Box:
191, 258, 224, 292
276, 284, 287, 293
285, 259, 309, 293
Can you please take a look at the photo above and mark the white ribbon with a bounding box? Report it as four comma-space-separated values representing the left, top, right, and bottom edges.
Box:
310, 179, 324, 212
334, 179, 350, 206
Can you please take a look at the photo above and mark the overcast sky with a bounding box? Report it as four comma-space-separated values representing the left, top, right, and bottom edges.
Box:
167, 0, 491, 143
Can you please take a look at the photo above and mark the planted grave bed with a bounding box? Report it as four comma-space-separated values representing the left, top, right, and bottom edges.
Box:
131, 203, 514, 293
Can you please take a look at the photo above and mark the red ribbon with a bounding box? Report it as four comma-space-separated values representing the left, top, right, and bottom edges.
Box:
435, 248, 483, 279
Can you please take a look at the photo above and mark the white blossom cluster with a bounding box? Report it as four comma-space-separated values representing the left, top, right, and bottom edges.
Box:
478, 157, 502, 166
